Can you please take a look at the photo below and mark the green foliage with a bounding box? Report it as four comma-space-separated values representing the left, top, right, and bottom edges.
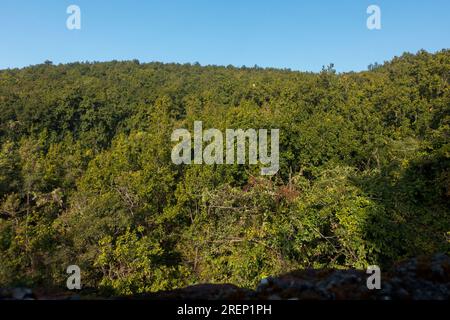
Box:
0, 50, 448, 294
95, 227, 188, 295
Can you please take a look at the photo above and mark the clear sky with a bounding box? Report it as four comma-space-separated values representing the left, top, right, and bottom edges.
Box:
0, 0, 449, 72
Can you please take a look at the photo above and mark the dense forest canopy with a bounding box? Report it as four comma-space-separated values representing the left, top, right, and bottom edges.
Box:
0, 49, 448, 294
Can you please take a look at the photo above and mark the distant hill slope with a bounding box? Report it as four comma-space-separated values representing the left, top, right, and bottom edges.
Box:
0, 50, 448, 295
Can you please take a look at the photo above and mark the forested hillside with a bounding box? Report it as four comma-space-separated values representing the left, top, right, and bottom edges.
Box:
0, 50, 448, 295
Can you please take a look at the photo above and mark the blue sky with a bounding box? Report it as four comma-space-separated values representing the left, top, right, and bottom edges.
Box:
0, 0, 449, 71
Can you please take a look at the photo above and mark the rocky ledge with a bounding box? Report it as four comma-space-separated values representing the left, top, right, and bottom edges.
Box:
1, 254, 449, 300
